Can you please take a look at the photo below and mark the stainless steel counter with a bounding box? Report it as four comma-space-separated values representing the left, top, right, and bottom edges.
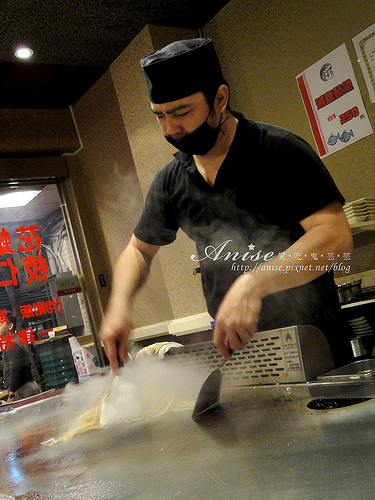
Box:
2, 379, 375, 499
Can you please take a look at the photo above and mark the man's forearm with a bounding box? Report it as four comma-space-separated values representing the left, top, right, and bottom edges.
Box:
252, 201, 353, 298
100, 236, 160, 369
106, 242, 152, 312
254, 222, 353, 298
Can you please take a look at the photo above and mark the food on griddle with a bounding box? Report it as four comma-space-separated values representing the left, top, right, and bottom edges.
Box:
42, 387, 193, 446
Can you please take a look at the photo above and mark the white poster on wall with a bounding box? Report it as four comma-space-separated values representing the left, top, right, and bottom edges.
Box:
352, 22, 375, 103
296, 44, 373, 158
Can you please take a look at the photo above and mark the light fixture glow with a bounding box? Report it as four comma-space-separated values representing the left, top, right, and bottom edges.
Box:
0, 190, 41, 208
15, 46, 34, 60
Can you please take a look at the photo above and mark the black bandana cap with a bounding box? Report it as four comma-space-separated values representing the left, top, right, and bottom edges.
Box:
140, 38, 225, 104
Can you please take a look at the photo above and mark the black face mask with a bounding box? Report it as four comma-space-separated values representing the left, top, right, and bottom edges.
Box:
164, 108, 228, 156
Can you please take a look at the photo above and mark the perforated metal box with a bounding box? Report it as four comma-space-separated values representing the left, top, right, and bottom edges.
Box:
167, 325, 335, 386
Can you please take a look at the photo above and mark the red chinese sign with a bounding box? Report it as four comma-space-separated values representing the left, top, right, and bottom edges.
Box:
20, 298, 62, 318
0, 330, 37, 352
0, 225, 50, 287
0, 297, 63, 351
314, 79, 354, 110
0, 332, 16, 352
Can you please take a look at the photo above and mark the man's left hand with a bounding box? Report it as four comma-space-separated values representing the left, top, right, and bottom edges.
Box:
213, 272, 263, 358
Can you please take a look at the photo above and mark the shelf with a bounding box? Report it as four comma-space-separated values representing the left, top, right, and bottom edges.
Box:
341, 298, 375, 309
349, 220, 375, 234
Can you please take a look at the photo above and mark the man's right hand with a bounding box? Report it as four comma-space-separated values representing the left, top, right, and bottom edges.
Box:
99, 306, 133, 372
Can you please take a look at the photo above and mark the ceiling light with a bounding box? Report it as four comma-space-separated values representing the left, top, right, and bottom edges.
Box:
15, 46, 34, 60
0, 190, 40, 208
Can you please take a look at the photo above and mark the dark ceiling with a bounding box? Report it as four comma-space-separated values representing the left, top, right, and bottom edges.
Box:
1, 0, 230, 109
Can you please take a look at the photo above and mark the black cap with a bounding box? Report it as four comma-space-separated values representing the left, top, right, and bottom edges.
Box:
140, 38, 225, 104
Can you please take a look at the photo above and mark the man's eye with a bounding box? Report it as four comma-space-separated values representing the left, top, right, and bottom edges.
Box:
175, 111, 189, 117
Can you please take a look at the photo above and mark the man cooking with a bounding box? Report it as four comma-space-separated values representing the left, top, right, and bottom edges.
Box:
99, 38, 353, 371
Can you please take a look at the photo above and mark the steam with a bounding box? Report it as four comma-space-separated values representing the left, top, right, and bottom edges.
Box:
0, 356, 206, 462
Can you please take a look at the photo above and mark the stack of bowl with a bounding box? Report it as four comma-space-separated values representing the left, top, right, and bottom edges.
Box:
37, 336, 78, 390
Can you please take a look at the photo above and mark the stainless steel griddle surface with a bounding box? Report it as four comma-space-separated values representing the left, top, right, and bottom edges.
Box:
2, 381, 375, 499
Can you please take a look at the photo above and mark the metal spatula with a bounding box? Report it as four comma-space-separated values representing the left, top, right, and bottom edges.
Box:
192, 350, 232, 422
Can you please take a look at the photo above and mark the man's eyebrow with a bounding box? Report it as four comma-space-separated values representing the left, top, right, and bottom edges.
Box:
150, 103, 192, 115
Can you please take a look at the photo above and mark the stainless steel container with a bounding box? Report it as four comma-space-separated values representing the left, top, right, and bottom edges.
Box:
337, 279, 362, 304
350, 337, 367, 358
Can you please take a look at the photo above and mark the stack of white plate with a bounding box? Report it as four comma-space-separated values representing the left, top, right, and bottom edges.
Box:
348, 316, 374, 337
343, 197, 375, 224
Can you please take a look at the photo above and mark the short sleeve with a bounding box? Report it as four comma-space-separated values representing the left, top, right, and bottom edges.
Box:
134, 163, 180, 245
266, 132, 345, 223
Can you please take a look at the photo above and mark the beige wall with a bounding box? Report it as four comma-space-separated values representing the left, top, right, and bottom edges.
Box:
71, 1, 375, 332
70, 69, 174, 327
0, 109, 80, 155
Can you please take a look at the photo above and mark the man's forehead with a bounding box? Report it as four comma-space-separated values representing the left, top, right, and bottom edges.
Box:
150, 92, 204, 113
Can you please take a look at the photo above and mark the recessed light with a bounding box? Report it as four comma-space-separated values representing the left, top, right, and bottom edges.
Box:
15, 46, 34, 60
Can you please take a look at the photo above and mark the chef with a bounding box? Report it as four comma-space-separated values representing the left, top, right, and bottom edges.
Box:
100, 38, 353, 371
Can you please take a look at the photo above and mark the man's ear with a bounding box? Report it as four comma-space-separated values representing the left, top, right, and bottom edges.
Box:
215, 84, 229, 114
8, 323, 14, 332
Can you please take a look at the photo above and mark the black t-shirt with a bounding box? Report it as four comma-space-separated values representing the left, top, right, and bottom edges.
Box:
135, 112, 351, 365
3, 341, 34, 392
